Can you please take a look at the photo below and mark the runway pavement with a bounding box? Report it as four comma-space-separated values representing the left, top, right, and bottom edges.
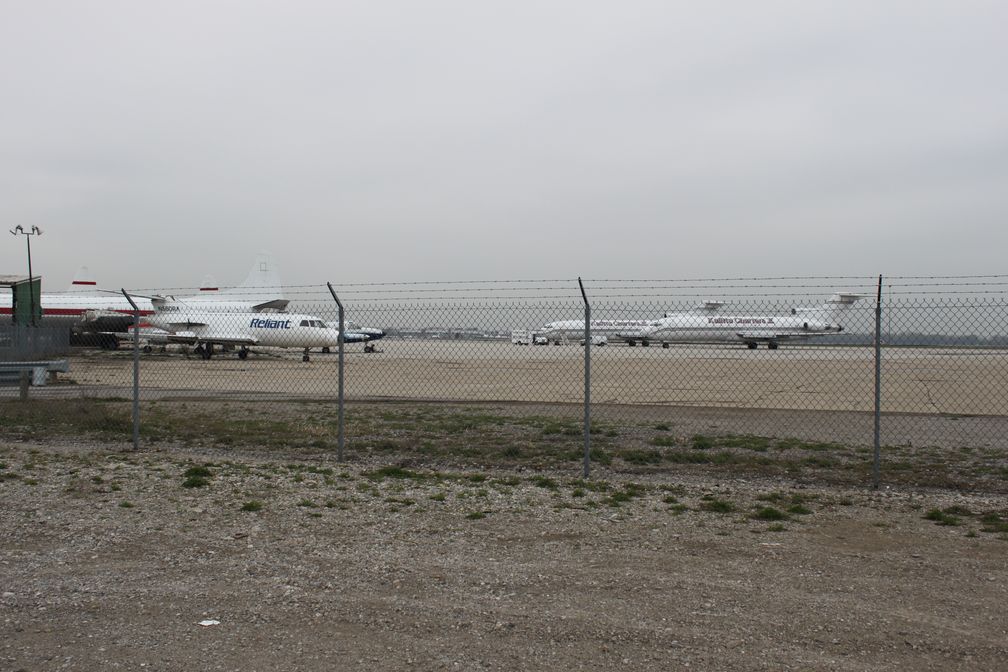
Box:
42, 341, 1008, 416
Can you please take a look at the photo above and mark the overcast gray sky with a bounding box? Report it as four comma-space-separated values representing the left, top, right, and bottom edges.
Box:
2, 1, 1006, 290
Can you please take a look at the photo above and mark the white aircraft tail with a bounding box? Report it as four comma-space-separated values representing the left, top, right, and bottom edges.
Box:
795, 293, 865, 326
213, 253, 285, 303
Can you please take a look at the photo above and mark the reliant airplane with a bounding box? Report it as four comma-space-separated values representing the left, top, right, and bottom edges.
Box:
615, 294, 865, 349
0, 255, 292, 349
144, 295, 342, 361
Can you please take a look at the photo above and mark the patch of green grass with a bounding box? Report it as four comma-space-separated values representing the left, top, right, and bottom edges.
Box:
605, 483, 647, 507
241, 500, 263, 512
622, 449, 664, 465
119, 501, 134, 508
924, 508, 960, 526
753, 506, 788, 521
700, 498, 734, 514
691, 435, 714, 450
531, 476, 559, 490
465, 511, 487, 520
651, 435, 678, 448
297, 499, 317, 508
183, 465, 213, 479
787, 504, 813, 515
429, 492, 446, 502
365, 466, 425, 482
664, 450, 715, 464
181, 476, 210, 488
721, 435, 772, 452
654, 423, 671, 431
767, 523, 787, 532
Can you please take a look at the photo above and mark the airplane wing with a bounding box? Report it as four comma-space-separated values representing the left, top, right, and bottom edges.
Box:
735, 330, 812, 342
200, 333, 259, 346
160, 330, 258, 346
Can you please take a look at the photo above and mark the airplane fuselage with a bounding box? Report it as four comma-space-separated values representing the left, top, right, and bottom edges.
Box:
0, 292, 154, 328
148, 307, 343, 350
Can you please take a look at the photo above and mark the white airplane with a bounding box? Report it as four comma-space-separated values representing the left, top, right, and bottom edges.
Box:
615, 293, 865, 349
537, 318, 659, 345
0, 254, 295, 350
323, 320, 386, 344
537, 303, 726, 346
144, 295, 342, 361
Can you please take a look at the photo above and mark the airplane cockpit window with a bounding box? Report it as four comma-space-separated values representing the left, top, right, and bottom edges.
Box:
300, 320, 310, 327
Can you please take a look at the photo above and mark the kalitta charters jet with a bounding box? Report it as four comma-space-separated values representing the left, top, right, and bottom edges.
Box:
143, 295, 342, 362
616, 293, 865, 349
537, 301, 727, 346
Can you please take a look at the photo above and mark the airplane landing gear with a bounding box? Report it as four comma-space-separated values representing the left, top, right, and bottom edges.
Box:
662, 342, 670, 349
143, 345, 152, 354
641, 339, 650, 347
196, 343, 214, 360
768, 341, 779, 350
627, 340, 636, 347
322, 347, 331, 354
302, 348, 310, 362
746, 342, 758, 349
238, 347, 249, 360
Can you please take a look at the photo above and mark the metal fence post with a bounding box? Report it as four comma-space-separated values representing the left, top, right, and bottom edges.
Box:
326, 282, 345, 462
578, 277, 591, 479
121, 289, 140, 451
872, 275, 883, 489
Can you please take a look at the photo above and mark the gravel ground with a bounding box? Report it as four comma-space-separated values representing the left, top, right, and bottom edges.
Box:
1, 438, 1006, 671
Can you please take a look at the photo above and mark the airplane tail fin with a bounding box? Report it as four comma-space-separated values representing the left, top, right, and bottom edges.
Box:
230, 253, 286, 304
795, 293, 865, 327
69, 266, 98, 291
205, 253, 284, 304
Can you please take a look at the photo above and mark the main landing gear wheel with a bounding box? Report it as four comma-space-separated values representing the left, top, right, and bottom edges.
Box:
302, 348, 311, 362
662, 342, 670, 349
143, 345, 152, 354
746, 342, 758, 349
238, 348, 249, 360
768, 341, 779, 350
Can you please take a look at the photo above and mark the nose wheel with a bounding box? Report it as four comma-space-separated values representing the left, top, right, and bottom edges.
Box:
303, 348, 310, 362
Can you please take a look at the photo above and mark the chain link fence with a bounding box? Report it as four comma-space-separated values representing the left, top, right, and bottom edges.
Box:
8, 276, 1007, 490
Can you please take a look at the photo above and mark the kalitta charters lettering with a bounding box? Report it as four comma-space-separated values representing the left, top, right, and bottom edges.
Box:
250, 318, 292, 329
707, 317, 776, 325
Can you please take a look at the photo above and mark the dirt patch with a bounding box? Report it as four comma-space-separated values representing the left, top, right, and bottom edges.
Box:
1, 438, 1006, 670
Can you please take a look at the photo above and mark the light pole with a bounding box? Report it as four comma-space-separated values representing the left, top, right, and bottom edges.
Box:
9, 225, 43, 326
